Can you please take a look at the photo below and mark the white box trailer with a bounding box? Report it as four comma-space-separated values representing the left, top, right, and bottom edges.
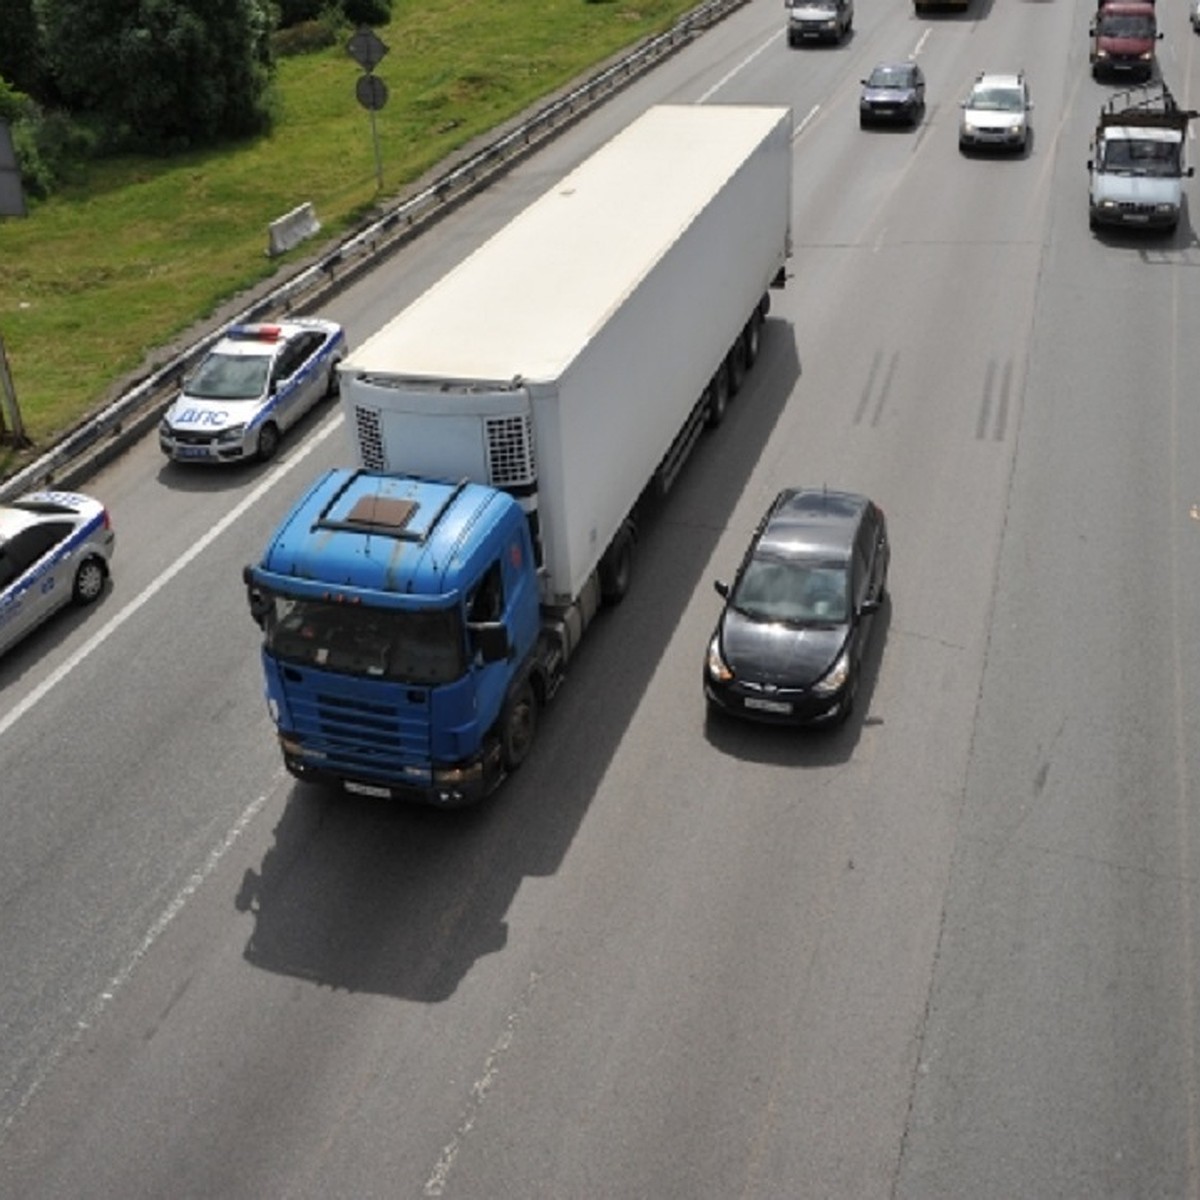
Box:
339, 103, 793, 608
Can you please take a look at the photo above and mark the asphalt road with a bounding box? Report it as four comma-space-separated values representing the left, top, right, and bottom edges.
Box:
3, 0, 1200, 1196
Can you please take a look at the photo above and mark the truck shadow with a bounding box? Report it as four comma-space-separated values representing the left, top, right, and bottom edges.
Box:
235, 321, 802, 1002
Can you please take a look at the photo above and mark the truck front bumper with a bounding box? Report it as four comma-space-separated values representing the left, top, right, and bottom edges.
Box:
279, 735, 502, 807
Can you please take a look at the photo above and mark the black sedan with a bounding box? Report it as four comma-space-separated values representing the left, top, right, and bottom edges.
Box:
704, 488, 888, 727
860, 62, 926, 127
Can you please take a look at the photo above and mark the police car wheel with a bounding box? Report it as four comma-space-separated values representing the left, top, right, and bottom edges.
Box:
72, 557, 106, 606
256, 422, 281, 462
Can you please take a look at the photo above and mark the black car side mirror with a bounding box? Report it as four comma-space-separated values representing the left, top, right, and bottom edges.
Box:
860, 597, 881, 616
714, 579, 729, 598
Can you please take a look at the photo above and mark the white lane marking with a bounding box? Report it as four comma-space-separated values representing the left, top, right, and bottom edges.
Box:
913, 29, 932, 57
0, 413, 344, 742
4, 773, 283, 1129
424, 971, 542, 1196
698, 31, 780, 104
794, 104, 821, 141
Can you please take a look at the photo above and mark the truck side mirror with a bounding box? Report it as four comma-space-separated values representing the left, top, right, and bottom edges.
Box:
243, 565, 271, 628
714, 579, 730, 598
470, 621, 510, 664
1087, 159, 1094, 170
1188, 166, 1196, 178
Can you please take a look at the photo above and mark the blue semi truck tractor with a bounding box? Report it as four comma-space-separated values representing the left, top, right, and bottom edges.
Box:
244, 104, 793, 805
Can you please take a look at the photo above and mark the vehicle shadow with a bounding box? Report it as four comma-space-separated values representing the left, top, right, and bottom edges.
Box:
700, 593, 892, 769
234, 321, 802, 1002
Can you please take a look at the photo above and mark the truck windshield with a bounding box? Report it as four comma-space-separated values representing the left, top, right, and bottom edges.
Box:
1103, 138, 1181, 174
261, 594, 466, 685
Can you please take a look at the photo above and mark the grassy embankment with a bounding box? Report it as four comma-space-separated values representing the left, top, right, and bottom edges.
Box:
0, 0, 704, 477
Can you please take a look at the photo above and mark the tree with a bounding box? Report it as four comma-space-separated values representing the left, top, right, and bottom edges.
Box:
0, 0, 47, 98
37, 0, 276, 152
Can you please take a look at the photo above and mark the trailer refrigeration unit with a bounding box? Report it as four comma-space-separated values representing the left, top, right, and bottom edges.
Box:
244, 104, 793, 804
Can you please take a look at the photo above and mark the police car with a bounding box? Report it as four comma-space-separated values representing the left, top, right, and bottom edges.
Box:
0, 491, 115, 657
159, 318, 346, 463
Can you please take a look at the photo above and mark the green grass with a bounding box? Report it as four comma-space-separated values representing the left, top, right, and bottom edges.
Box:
0, 0, 704, 476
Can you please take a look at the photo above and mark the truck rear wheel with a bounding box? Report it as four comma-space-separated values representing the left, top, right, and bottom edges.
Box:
705, 363, 730, 428
599, 523, 635, 605
500, 682, 538, 772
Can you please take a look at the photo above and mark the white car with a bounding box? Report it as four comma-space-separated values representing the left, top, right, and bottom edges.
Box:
0, 491, 114, 657
959, 72, 1032, 153
159, 318, 346, 463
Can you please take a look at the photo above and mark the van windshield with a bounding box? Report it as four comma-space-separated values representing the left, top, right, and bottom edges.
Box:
1103, 137, 1181, 174
1097, 13, 1155, 36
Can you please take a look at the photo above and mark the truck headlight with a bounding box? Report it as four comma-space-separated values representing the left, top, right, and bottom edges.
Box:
706, 636, 733, 682
1138, 50, 1152, 60
1154, 203, 1177, 214
1096, 49, 1109, 59
812, 651, 850, 697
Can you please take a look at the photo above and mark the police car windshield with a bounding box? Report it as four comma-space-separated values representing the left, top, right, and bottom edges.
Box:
264, 595, 466, 684
188, 351, 271, 401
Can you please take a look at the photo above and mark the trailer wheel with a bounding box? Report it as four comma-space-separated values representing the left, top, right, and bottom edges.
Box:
500, 682, 538, 772
726, 337, 747, 396
599, 524, 635, 605
743, 313, 763, 369
705, 363, 730, 428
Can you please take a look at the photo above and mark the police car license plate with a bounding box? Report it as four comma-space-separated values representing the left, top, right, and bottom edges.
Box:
176, 446, 210, 459
344, 780, 392, 798
745, 697, 791, 714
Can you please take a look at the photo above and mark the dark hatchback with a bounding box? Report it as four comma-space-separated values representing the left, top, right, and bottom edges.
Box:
704, 488, 889, 727
860, 62, 926, 127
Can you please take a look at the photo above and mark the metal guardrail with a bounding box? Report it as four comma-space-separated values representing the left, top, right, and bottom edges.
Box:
0, 0, 748, 501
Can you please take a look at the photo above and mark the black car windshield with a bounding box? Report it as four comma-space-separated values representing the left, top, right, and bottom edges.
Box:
263, 594, 466, 684
188, 351, 272, 400
868, 67, 912, 88
731, 557, 849, 625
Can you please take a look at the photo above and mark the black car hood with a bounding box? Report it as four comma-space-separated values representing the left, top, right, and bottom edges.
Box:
720, 609, 846, 687
862, 86, 916, 104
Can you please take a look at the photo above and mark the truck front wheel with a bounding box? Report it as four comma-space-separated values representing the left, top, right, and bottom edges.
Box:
500, 682, 538, 772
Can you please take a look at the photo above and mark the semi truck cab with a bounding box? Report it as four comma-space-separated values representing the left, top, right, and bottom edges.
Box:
244, 469, 545, 804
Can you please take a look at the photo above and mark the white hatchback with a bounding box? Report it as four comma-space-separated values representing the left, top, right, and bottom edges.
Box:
0, 491, 115, 657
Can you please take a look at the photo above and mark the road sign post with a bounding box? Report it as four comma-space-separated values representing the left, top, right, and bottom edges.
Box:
347, 28, 390, 192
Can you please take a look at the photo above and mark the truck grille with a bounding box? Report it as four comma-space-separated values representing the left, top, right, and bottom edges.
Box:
287, 685, 432, 776
354, 406, 386, 471
486, 414, 536, 488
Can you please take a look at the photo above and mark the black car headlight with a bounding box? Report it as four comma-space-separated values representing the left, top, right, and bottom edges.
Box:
706, 635, 733, 682
812, 651, 850, 697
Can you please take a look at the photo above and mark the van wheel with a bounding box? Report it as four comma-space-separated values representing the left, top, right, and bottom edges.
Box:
500, 683, 537, 772
256, 422, 281, 462
72, 557, 106, 605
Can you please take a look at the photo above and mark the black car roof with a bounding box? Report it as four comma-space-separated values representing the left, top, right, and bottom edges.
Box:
757, 488, 870, 559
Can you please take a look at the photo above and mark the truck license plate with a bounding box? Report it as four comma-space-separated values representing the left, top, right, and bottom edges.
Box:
745, 697, 791, 714
344, 780, 392, 798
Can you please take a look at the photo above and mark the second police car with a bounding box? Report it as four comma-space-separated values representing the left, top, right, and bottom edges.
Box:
0, 491, 115, 658
159, 318, 346, 464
